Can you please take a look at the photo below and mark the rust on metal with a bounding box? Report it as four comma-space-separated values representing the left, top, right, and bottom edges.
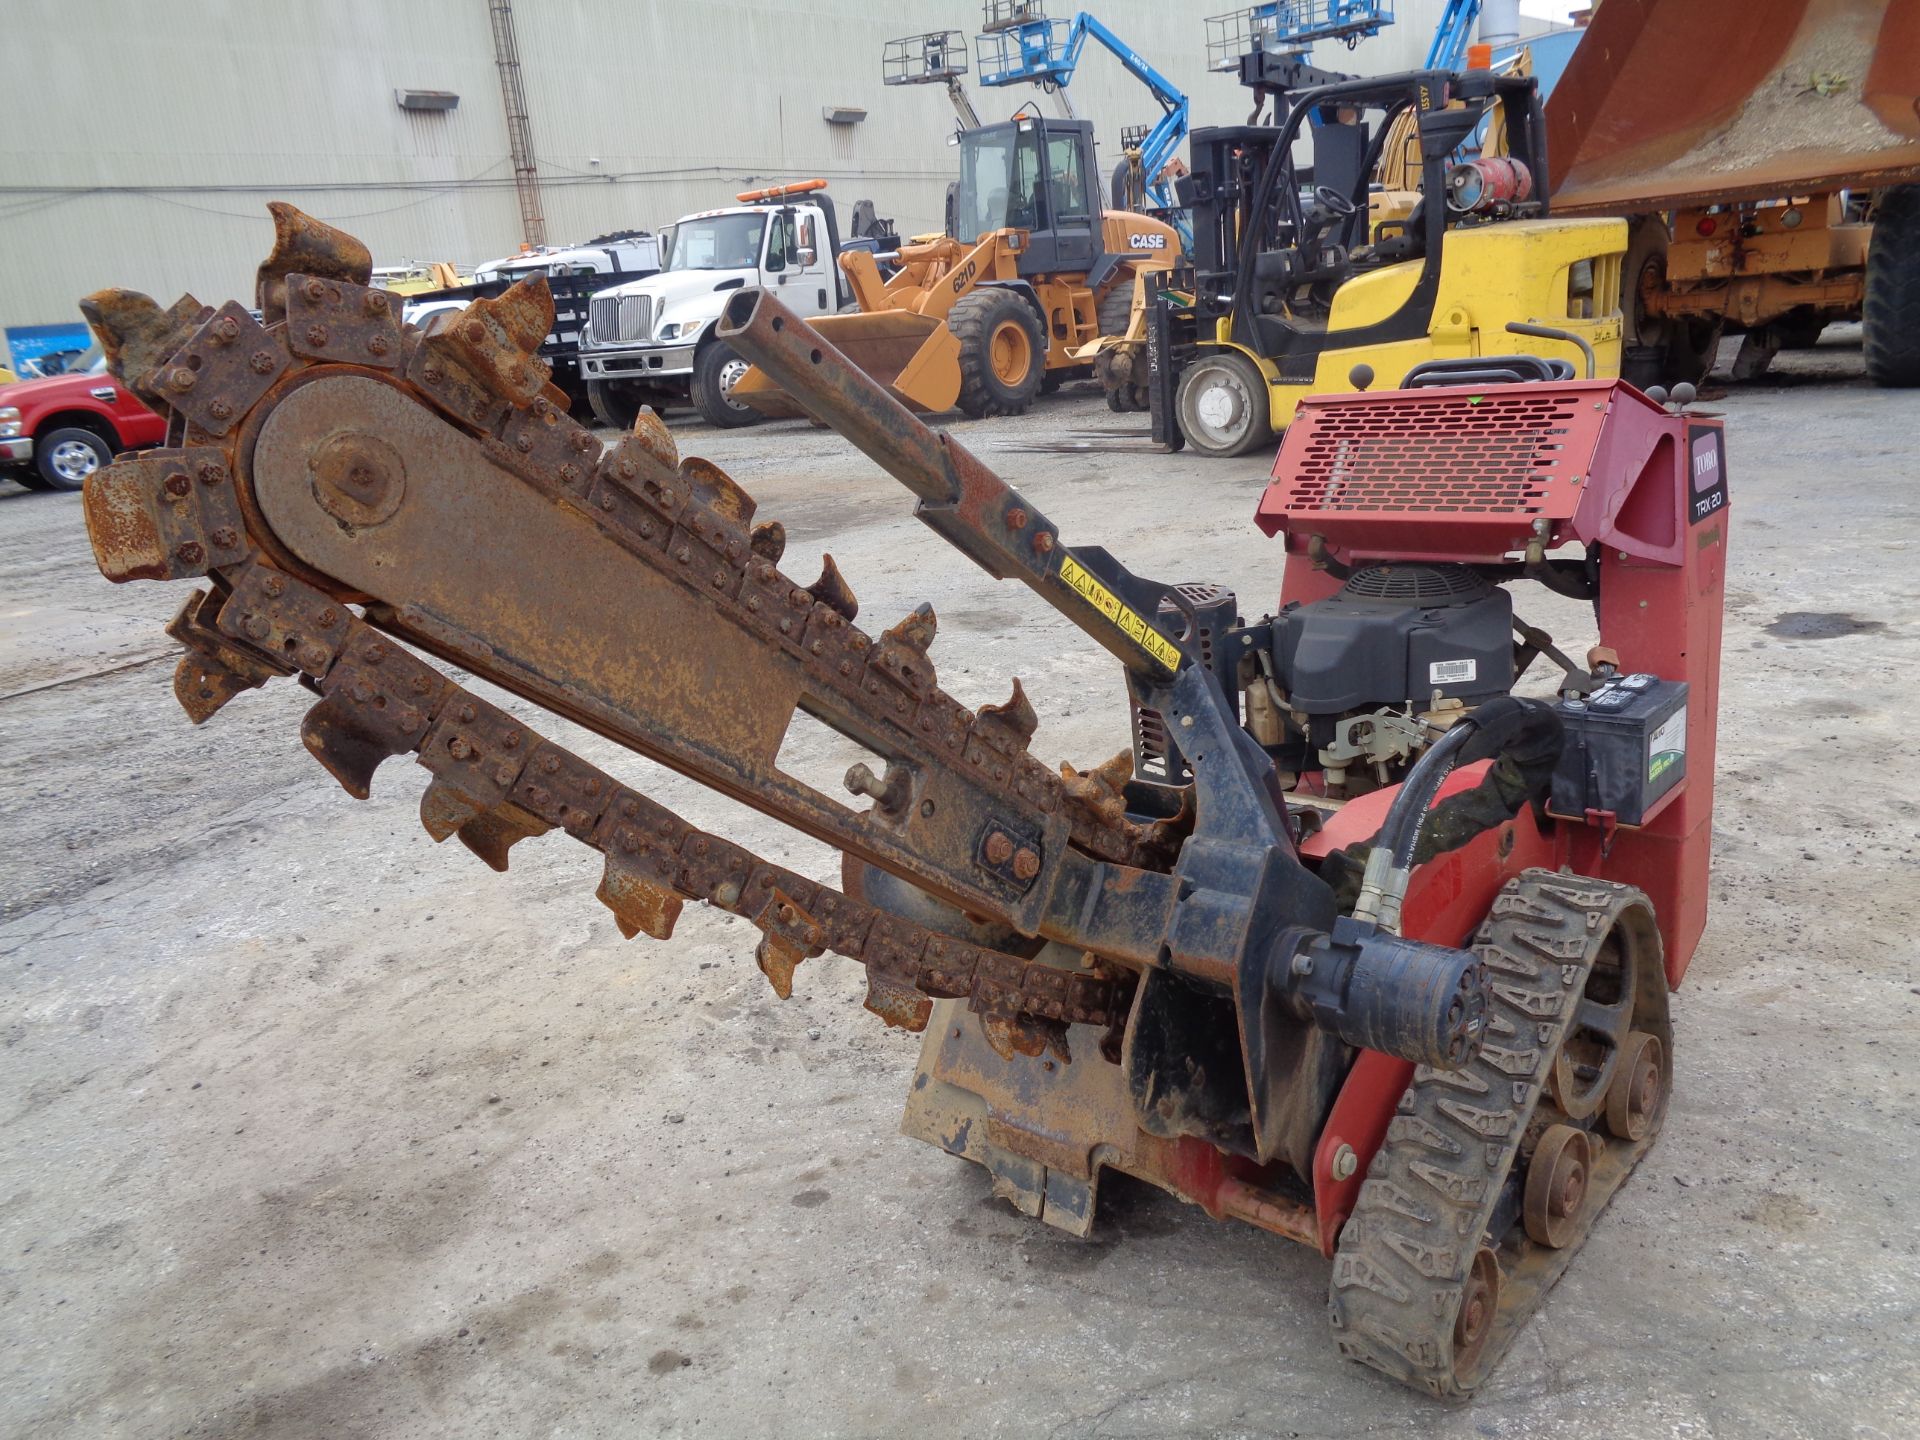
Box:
77, 205, 1148, 1042
1548, 0, 1920, 213
257, 200, 373, 325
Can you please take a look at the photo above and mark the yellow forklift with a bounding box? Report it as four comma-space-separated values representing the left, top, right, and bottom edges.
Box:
1152, 67, 1627, 455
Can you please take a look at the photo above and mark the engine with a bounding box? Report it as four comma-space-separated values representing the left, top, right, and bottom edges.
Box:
1131, 565, 1517, 795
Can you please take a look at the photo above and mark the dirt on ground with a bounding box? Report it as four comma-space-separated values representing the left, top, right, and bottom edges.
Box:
1, 330, 1916, 1439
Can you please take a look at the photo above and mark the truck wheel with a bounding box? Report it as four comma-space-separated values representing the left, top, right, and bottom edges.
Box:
1174, 351, 1273, 458
950, 291, 1045, 419
35, 426, 113, 491
587, 378, 643, 432
691, 342, 762, 428
1865, 184, 1920, 387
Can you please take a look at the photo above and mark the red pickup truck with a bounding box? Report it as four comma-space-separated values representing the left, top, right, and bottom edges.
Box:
0, 350, 166, 492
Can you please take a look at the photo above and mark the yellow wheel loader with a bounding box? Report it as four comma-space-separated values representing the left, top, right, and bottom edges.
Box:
735, 115, 1179, 420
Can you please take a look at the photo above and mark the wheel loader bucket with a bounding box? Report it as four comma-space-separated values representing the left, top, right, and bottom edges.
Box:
1547, 0, 1920, 214
733, 309, 962, 417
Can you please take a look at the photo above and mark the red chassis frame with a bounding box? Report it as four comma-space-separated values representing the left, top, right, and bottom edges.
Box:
910, 378, 1727, 1258
1261, 377, 1728, 1252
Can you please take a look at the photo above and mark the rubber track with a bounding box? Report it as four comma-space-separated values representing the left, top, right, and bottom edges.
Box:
1865, 185, 1920, 387
950, 291, 1041, 419
1327, 869, 1648, 1398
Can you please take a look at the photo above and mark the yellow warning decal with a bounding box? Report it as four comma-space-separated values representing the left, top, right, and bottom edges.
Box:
1056, 553, 1181, 673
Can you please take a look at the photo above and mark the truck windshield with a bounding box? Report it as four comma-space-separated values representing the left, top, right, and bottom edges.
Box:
668, 213, 766, 271
954, 125, 1045, 243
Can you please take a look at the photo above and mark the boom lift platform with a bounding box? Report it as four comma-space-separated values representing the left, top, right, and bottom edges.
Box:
76, 203, 1724, 1397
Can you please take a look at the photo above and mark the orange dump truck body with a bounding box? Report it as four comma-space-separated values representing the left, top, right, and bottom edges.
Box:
1547, 0, 1920, 214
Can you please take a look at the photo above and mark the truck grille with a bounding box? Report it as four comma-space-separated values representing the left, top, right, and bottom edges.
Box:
589, 293, 655, 343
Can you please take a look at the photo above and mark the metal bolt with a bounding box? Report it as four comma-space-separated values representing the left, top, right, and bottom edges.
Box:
367, 334, 391, 357
296, 642, 329, 671
503, 731, 520, 749
423, 365, 444, 384
209, 526, 238, 549
168, 366, 197, 392
1006, 506, 1028, 530
249, 350, 277, 376
1033, 532, 1054, 554
516, 433, 534, 453
197, 461, 227, 486
365, 642, 387, 663
449, 738, 473, 760
1331, 1143, 1358, 1182
985, 832, 1014, 865
304, 324, 329, 348
316, 607, 338, 628
459, 705, 476, 723
175, 540, 205, 566
462, 319, 486, 344
210, 315, 241, 344
262, 574, 286, 597
363, 290, 389, 317
163, 474, 191, 498
301, 278, 327, 304
209, 400, 233, 421
244, 615, 270, 640
1012, 848, 1040, 881
1179, 714, 1194, 728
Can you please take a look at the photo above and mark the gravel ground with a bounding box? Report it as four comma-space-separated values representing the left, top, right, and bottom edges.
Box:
1, 329, 1916, 1439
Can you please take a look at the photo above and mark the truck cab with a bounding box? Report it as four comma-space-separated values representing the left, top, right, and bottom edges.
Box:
0, 348, 165, 492
578, 181, 864, 429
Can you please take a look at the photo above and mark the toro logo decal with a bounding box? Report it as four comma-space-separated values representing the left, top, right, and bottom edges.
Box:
949, 260, 979, 295
1687, 427, 1728, 525
1128, 233, 1167, 251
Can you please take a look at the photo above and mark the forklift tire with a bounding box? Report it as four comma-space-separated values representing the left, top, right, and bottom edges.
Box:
1174, 350, 1273, 458
950, 290, 1045, 419
1865, 184, 1920, 387
691, 341, 763, 428
586, 378, 642, 432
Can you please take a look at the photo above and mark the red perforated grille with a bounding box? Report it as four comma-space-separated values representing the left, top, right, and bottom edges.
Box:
1277, 391, 1586, 517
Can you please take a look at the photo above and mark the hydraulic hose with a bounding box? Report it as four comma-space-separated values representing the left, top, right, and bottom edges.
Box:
1352, 696, 1563, 931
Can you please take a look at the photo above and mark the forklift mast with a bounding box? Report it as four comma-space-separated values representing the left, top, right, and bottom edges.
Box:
1182, 68, 1546, 371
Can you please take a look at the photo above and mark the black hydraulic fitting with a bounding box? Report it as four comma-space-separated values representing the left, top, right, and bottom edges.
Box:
1274, 916, 1489, 1068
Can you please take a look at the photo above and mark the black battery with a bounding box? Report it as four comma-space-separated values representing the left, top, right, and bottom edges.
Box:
1548, 674, 1690, 826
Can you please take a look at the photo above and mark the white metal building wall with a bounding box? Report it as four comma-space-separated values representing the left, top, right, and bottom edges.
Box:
2, 0, 1521, 331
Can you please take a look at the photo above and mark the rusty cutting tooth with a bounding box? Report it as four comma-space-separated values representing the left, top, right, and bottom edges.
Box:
749, 520, 786, 565
886, 602, 937, 653
465, 278, 556, 358
631, 405, 678, 465
806, 553, 858, 621
79, 290, 212, 401
596, 851, 684, 941
256, 201, 373, 325
978, 677, 1039, 747
679, 456, 756, 528
452, 806, 552, 872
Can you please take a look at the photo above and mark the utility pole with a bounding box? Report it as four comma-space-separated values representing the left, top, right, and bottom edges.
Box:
487, 0, 547, 248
